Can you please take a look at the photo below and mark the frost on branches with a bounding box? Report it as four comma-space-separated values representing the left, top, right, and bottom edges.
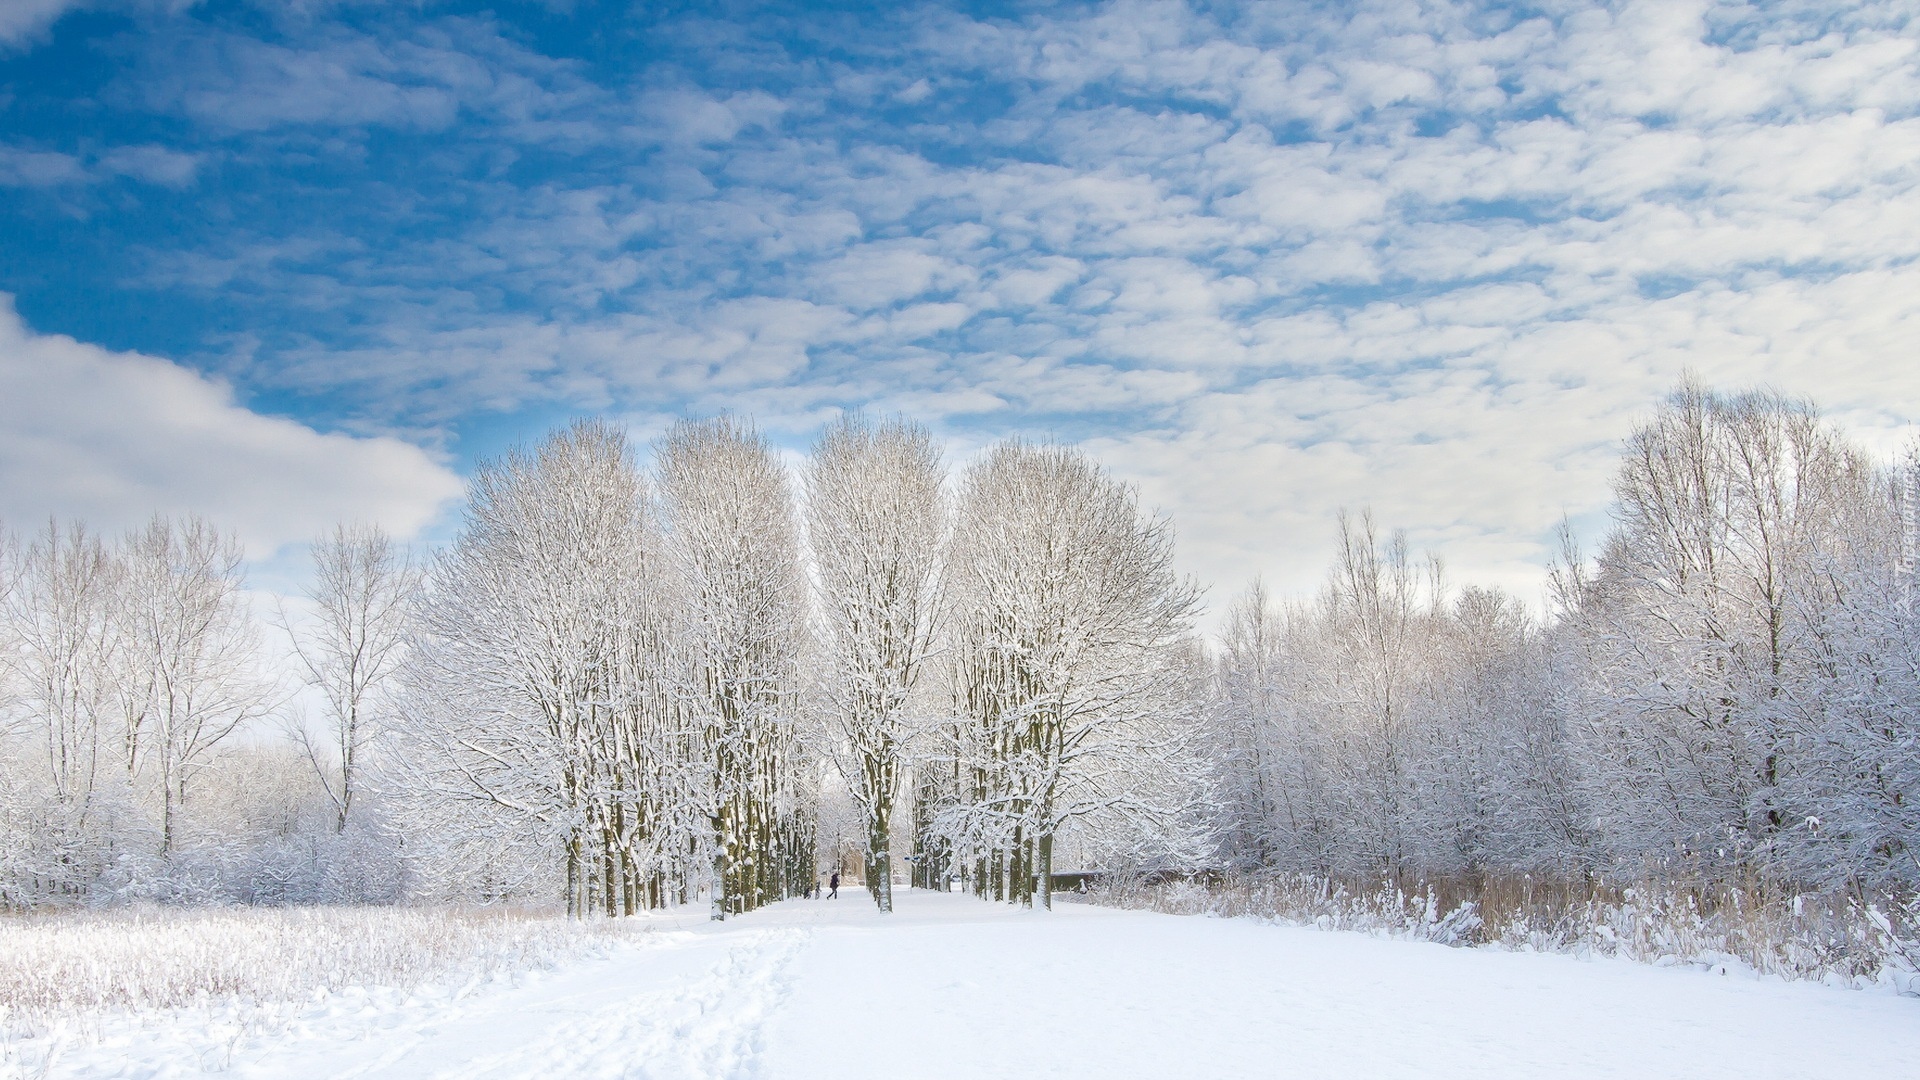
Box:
918, 441, 1206, 910
3, 382, 1915, 945
1208, 382, 1920, 908
0, 516, 278, 905
802, 415, 945, 915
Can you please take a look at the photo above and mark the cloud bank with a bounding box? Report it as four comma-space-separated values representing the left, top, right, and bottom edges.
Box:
0, 297, 462, 555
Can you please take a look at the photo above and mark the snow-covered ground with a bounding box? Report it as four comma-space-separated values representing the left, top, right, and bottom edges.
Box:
8, 890, 1916, 1079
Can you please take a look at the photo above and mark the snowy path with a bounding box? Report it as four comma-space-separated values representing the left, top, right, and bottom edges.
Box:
14, 891, 1917, 1079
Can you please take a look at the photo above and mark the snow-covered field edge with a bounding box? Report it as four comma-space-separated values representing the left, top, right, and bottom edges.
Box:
1080, 873, 1920, 994
0, 904, 653, 1073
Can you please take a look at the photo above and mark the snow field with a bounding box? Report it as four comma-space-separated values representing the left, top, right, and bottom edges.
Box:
0, 906, 635, 1040
768, 895, 1919, 1080
6, 891, 1917, 1079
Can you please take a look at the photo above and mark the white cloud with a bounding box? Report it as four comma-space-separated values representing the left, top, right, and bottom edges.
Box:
0, 0, 84, 49
0, 143, 200, 188
0, 297, 463, 556
129, 18, 598, 136
0, 146, 87, 186
97, 144, 200, 187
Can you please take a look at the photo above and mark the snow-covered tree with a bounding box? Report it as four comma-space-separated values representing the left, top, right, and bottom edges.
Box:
0, 525, 117, 814
803, 414, 946, 913
937, 441, 1201, 909
1204, 381, 1918, 897
0, 522, 126, 898
117, 515, 275, 855
1569, 383, 1893, 879
401, 421, 672, 916
656, 416, 812, 919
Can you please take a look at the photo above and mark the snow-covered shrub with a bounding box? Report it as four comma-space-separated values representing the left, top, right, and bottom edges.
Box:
1085, 872, 1920, 992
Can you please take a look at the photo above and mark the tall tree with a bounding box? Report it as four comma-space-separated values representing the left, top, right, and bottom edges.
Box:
118, 514, 273, 855
0, 523, 118, 819
804, 414, 947, 913
403, 421, 664, 916
0, 522, 123, 897
656, 416, 809, 919
940, 441, 1200, 909
1574, 383, 1882, 876
1321, 509, 1439, 881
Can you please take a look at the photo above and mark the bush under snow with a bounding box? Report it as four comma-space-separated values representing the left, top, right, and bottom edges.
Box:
1085, 873, 1920, 994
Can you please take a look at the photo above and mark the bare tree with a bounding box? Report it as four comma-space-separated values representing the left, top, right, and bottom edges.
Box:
117, 515, 274, 855
1322, 509, 1439, 881
0, 522, 127, 899
279, 524, 420, 833
0, 522, 118, 819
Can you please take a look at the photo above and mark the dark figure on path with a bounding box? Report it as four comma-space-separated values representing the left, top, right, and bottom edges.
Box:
829, 871, 840, 899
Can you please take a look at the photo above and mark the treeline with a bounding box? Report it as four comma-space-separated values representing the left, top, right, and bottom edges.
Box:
1211, 383, 1920, 896
3, 383, 1914, 915
0, 516, 413, 906
0, 416, 1201, 915
0, 516, 280, 903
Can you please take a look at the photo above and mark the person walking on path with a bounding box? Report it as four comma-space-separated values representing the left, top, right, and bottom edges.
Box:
829, 871, 840, 899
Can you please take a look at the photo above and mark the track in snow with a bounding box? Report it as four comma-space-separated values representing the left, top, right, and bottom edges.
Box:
428, 926, 811, 1080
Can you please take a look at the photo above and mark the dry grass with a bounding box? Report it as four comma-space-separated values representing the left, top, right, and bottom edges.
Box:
1086, 872, 1920, 993
0, 905, 641, 1039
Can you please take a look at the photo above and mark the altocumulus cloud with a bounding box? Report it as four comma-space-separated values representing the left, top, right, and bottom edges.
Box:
2, 0, 1919, 606
0, 297, 463, 556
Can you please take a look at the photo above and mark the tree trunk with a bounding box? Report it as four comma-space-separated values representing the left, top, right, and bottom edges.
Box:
1038, 831, 1053, 911
565, 833, 581, 919
867, 801, 894, 913
710, 812, 728, 921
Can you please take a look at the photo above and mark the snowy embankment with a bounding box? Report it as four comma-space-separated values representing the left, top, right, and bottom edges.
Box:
6, 891, 1917, 1080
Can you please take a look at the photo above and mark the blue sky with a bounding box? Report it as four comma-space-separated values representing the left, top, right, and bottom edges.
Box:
3, 0, 1918, 609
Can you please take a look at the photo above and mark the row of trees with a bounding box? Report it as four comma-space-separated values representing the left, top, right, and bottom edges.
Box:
384, 416, 1203, 917
0, 414, 1202, 914
396, 419, 817, 918
7, 383, 1912, 912
1210, 383, 1920, 894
